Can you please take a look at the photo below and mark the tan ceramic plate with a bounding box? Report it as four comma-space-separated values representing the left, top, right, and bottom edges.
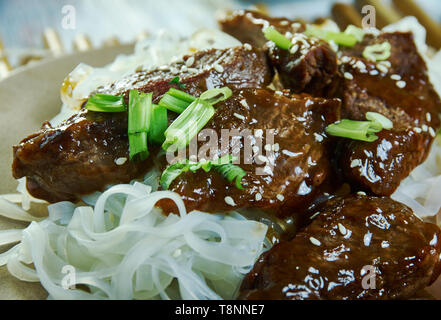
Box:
1, 43, 441, 300
0, 45, 133, 299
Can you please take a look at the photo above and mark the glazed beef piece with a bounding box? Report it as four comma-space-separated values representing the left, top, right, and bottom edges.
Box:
266, 37, 338, 96
219, 10, 338, 96
12, 46, 274, 203
160, 88, 341, 218
239, 195, 441, 300
330, 32, 441, 195
219, 10, 305, 48
94, 45, 273, 102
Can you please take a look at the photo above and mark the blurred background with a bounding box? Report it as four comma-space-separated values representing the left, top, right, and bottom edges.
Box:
0, 0, 440, 79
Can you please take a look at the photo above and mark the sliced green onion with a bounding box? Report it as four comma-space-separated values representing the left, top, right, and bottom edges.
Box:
305, 26, 358, 47
199, 87, 233, 105
326, 119, 379, 142
263, 27, 293, 50
85, 94, 126, 112
213, 162, 246, 190
160, 155, 246, 190
366, 112, 393, 130
169, 76, 186, 89
159, 88, 196, 113
129, 132, 149, 162
149, 104, 168, 145
325, 112, 393, 142
128, 90, 153, 161
344, 25, 365, 42
162, 98, 215, 152
362, 42, 391, 62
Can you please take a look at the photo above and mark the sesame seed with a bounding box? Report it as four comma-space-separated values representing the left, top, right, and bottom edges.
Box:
275, 90, 283, 96
252, 146, 259, 154
426, 113, 432, 122
344, 72, 354, 80
264, 144, 272, 151
396, 80, 406, 89
357, 191, 367, 196
272, 143, 280, 152
355, 61, 366, 70
233, 113, 246, 120
240, 99, 249, 108
422, 124, 428, 132
244, 43, 252, 51
369, 70, 379, 76
187, 67, 198, 73
114, 157, 127, 166
350, 159, 361, 168
180, 65, 188, 72
254, 129, 263, 138
378, 60, 391, 68
314, 133, 324, 142
429, 127, 436, 137
338, 223, 347, 236
376, 64, 388, 74
390, 74, 401, 80
224, 196, 236, 206
159, 65, 170, 71
414, 127, 422, 133
290, 44, 299, 54
341, 56, 350, 64
257, 155, 268, 163
280, 20, 289, 26
185, 56, 195, 67
276, 194, 285, 201
214, 64, 224, 73
255, 193, 262, 201
309, 237, 321, 246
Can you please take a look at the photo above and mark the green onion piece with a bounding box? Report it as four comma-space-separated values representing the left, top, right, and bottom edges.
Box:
344, 25, 365, 42
162, 98, 215, 152
149, 105, 168, 145
169, 76, 186, 89
325, 112, 393, 142
129, 132, 149, 162
213, 162, 246, 190
305, 26, 358, 47
362, 42, 391, 62
85, 94, 126, 112
366, 112, 393, 130
128, 90, 153, 161
199, 87, 233, 105
263, 27, 293, 50
160, 155, 246, 190
158, 88, 196, 113
326, 119, 379, 142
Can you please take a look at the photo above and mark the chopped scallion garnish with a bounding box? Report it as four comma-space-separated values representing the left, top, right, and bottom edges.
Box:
199, 87, 233, 105
128, 90, 153, 161
85, 94, 126, 112
362, 42, 391, 62
162, 98, 215, 152
344, 25, 365, 42
160, 155, 246, 190
159, 88, 196, 113
305, 26, 358, 47
263, 27, 293, 50
325, 112, 393, 142
169, 76, 186, 89
149, 104, 168, 145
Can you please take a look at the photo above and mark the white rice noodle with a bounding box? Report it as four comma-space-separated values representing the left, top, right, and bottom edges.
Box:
0, 181, 268, 300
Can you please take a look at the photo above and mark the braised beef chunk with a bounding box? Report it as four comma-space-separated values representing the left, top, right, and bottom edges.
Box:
331, 32, 441, 195
95, 45, 273, 102
219, 10, 338, 96
267, 37, 338, 96
239, 196, 441, 300
160, 89, 340, 217
12, 46, 274, 203
219, 10, 305, 48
